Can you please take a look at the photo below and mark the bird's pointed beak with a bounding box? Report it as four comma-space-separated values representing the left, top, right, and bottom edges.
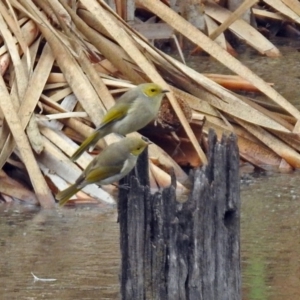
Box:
162, 89, 170, 94
141, 136, 152, 145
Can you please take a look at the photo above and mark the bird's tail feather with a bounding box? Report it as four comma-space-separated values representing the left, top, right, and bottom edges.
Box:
57, 185, 80, 206
70, 130, 102, 162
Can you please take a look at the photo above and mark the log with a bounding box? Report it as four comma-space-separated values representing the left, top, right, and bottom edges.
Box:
118, 129, 241, 300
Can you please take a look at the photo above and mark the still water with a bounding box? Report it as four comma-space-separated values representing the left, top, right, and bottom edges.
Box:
1, 172, 300, 299
241, 171, 300, 300
0, 205, 120, 299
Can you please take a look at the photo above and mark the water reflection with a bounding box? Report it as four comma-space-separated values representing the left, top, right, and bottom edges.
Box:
241, 171, 300, 300
0, 204, 120, 299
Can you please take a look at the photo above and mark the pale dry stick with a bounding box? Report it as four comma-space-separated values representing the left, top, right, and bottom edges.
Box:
76, 8, 147, 83
23, 38, 44, 154
264, 0, 300, 24
282, 0, 300, 16
149, 162, 188, 193
47, 72, 66, 83
60, 0, 144, 98
6, 39, 42, 153
50, 87, 72, 102
171, 33, 186, 64
14, 0, 78, 57
27, 115, 44, 154
0, 52, 10, 75
81, 0, 207, 164
191, 0, 258, 54
2, 35, 39, 124
0, 12, 28, 103
51, 0, 103, 61
41, 101, 108, 153
101, 79, 134, 88
1, 194, 14, 202
9, 0, 43, 26
42, 94, 79, 131
43, 111, 88, 120
209, 0, 258, 40
0, 52, 10, 123
24, 36, 41, 78
0, 75, 55, 207
0, 19, 39, 57
201, 125, 287, 170
41, 0, 71, 25
0, 14, 32, 156
44, 82, 69, 90
147, 142, 189, 184
170, 86, 220, 117
204, 73, 274, 90
39, 133, 92, 182
236, 118, 300, 168
138, 0, 300, 131
238, 94, 294, 131
19, 38, 45, 155
17, 16, 30, 27
1, 1, 32, 73
272, 130, 300, 153
252, 8, 288, 21
0, 181, 38, 204
0, 43, 55, 169
0, 39, 39, 153
203, 15, 227, 50
31, 0, 62, 25
41, 94, 73, 113
70, 41, 116, 111
49, 0, 115, 110
39, 123, 93, 169
205, 2, 280, 57
18, 0, 106, 126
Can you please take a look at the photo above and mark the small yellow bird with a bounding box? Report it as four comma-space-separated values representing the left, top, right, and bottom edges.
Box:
57, 137, 148, 206
70, 83, 169, 161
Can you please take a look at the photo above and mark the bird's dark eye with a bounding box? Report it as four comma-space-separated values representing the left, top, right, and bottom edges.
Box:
151, 89, 156, 92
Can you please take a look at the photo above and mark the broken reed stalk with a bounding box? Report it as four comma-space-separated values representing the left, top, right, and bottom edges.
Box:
0, 75, 55, 208
137, 0, 300, 122
118, 129, 241, 300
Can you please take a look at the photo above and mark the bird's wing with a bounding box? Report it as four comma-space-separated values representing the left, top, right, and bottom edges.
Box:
85, 166, 122, 184
98, 88, 139, 128
99, 103, 130, 128
81, 140, 131, 185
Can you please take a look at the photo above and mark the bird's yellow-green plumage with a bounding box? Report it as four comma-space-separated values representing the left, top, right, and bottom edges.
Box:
57, 137, 148, 206
70, 83, 168, 161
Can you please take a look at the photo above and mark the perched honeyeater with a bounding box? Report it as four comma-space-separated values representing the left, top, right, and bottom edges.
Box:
70, 83, 169, 161
57, 137, 148, 206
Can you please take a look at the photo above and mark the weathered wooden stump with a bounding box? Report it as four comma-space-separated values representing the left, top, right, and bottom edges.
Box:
118, 130, 241, 300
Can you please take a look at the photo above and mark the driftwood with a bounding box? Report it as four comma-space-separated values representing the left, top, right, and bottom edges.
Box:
118, 129, 240, 300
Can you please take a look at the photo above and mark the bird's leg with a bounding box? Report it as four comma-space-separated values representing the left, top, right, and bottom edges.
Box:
112, 183, 130, 190
170, 131, 185, 157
